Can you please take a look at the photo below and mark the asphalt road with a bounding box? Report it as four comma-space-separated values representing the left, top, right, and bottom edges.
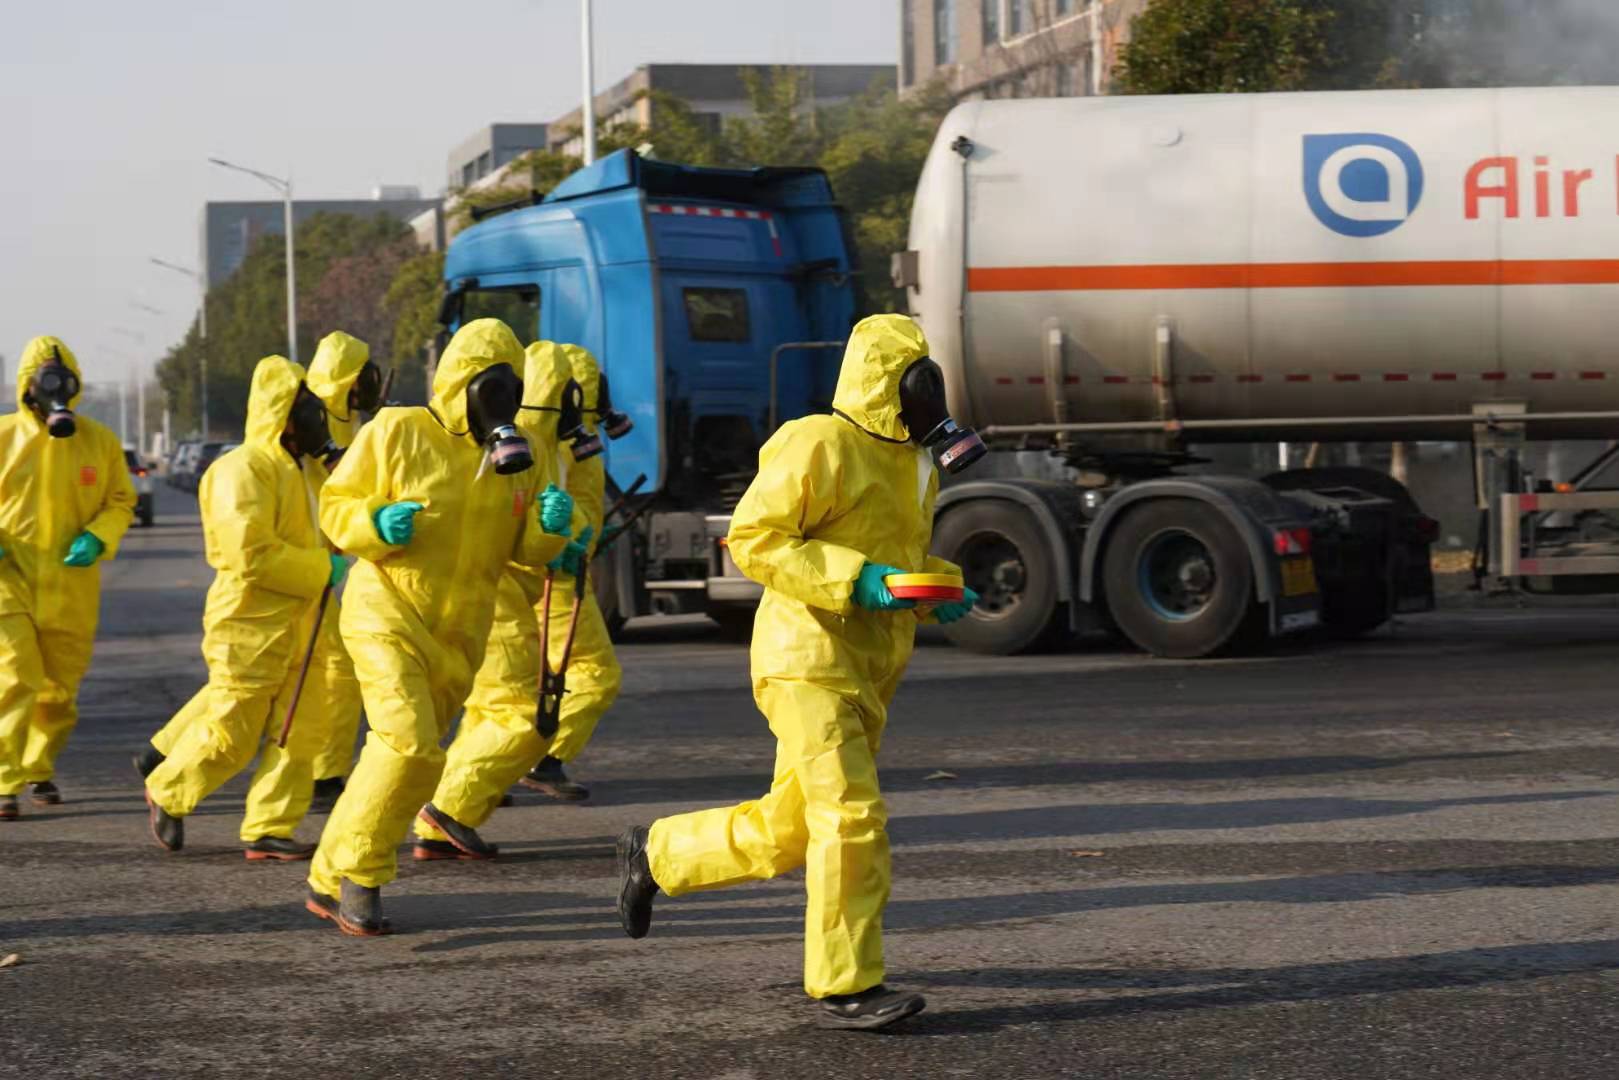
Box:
4, 484, 1619, 1079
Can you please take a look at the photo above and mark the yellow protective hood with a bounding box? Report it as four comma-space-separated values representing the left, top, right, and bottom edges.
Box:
17, 335, 84, 417
521, 340, 572, 443
831, 314, 930, 443
306, 331, 371, 420
433, 318, 524, 436
561, 344, 600, 433
243, 355, 307, 450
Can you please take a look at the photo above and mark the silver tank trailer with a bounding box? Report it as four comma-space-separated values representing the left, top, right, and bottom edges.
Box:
905, 89, 1619, 443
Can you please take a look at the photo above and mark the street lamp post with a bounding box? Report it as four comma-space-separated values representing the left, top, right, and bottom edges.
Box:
581, 0, 597, 165
151, 257, 208, 440
208, 157, 298, 364
112, 327, 146, 452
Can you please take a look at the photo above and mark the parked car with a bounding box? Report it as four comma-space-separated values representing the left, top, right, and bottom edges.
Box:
124, 449, 154, 527
192, 442, 229, 487
168, 441, 200, 489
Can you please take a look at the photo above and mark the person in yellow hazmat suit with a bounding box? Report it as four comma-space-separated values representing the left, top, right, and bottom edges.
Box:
305, 319, 573, 937
134, 331, 381, 842
516, 343, 623, 803
615, 314, 988, 1031
0, 337, 136, 820
300, 330, 381, 809
142, 356, 346, 858
410, 339, 572, 861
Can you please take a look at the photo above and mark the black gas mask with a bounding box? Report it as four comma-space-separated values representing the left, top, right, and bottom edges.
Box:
350, 361, 384, 415
29, 350, 80, 438
466, 363, 534, 475
286, 386, 332, 459
591, 371, 633, 440
898, 357, 985, 475
558, 378, 604, 461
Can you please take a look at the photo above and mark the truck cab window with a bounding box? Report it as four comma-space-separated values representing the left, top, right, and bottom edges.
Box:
462, 287, 541, 346
683, 288, 751, 343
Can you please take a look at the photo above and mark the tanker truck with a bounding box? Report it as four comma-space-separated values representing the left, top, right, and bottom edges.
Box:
896, 87, 1619, 658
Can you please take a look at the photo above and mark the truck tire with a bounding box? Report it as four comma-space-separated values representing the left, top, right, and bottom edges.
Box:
932, 500, 1068, 655
1101, 498, 1263, 659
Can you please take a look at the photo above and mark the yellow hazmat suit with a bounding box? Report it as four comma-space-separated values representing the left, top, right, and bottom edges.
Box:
0, 337, 136, 798
146, 357, 332, 830
413, 340, 570, 846
302, 330, 368, 782
544, 344, 622, 764
147, 332, 369, 834
308, 319, 567, 900
644, 314, 959, 999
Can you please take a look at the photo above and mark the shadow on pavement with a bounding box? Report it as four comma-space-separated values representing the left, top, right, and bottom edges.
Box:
585, 751, 1526, 808
891, 937, 1619, 1034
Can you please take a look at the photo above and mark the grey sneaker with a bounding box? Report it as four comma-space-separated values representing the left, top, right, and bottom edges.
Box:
519, 755, 589, 801
415, 803, 498, 860
816, 985, 927, 1031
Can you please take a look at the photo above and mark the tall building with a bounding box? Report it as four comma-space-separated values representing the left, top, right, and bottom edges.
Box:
544, 63, 897, 158
201, 192, 441, 287
447, 123, 550, 191
900, 0, 1147, 101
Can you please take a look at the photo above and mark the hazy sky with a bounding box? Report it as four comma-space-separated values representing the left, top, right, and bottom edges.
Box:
2, 0, 897, 388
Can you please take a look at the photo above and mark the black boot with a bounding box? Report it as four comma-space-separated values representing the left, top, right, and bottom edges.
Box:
243, 836, 316, 862
338, 879, 390, 936
132, 745, 165, 780
617, 825, 658, 939
28, 781, 60, 806
304, 882, 391, 936
816, 985, 927, 1031
415, 803, 498, 860
310, 776, 344, 814
519, 755, 590, 801
0, 795, 17, 821
144, 789, 183, 852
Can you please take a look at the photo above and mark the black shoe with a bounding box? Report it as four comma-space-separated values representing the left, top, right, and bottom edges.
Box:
144, 789, 183, 852
243, 836, 316, 862
304, 883, 391, 936
617, 825, 658, 939
816, 985, 927, 1031
338, 879, 390, 936
132, 745, 165, 780
519, 756, 590, 801
310, 776, 344, 814
0, 795, 16, 821
415, 803, 498, 860
28, 781, 60, 806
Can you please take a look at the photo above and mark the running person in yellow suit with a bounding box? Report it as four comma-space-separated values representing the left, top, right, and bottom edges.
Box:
410, 339, 572, 860
0, 336, 136, 820
142, 356, 346, 858
305, 319, 573, 936
135, 331, 378, 837
519, 343, 622, 802
615, 314, 986, 1030
301, 331, 380, 809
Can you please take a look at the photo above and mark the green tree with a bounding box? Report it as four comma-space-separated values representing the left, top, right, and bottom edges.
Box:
1117, 0, 1339, 94
157, 212, 413, 436
383, 249, 445, 405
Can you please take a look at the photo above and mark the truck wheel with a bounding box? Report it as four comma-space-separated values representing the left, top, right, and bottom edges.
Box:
932, 500, 1068, 655
1102, 498, 1263, 659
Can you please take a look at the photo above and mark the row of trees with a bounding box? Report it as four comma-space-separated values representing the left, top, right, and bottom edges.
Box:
155, 69, 951, 436
1117, 0, 1619, 95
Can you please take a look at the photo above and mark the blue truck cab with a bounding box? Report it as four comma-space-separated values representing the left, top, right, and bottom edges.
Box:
442, 149, 861, 629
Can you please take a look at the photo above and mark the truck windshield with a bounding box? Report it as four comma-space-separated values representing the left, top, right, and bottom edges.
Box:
462, 287, 541, 345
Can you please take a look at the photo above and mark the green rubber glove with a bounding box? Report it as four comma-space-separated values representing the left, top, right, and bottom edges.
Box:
63, 532, 105, 567
852, 562, 916, 612
328, 554, 350, 588
934, 586, 980, 624
539, 483, 574, 536
597, 523, 625, 550
547, 525, 594, 574
372, 501, 424, 545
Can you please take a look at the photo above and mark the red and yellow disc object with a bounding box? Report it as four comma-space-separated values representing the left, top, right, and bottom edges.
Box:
884, 572, 965, 603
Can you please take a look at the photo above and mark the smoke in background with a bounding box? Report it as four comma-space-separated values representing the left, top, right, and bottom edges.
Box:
1402, 0, 1619, 87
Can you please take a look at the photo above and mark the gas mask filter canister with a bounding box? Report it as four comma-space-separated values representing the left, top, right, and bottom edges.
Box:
898, 357, 986, 475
